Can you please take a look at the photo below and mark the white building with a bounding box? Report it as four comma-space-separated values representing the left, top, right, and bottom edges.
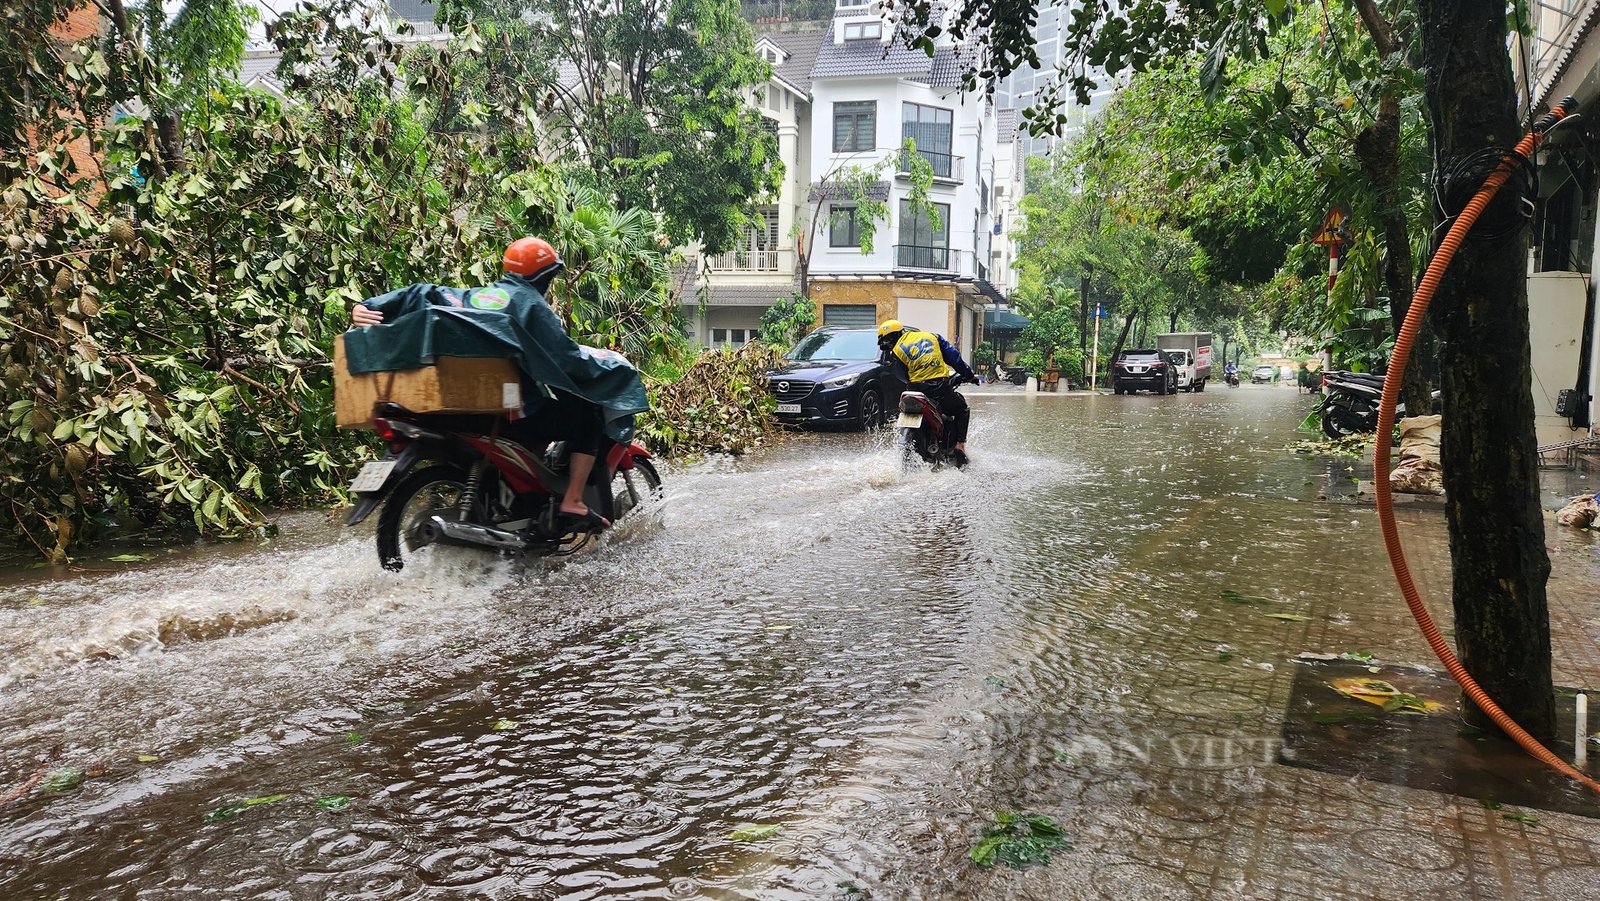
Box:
1514, 3, 1600, 449
685, 2, 1019, 358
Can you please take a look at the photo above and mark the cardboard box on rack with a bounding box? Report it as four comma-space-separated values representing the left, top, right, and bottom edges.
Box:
333, 334, 522, 429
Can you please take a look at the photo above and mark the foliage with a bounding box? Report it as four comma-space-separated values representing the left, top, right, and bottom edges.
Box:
637, 343, 784, 457
437, 0, 783, 254
1015, 348, 1046, 379
972, 341, 995, 367
759, 293, 816, 347
0, 0, 679, 558
969, 812, 1070, 869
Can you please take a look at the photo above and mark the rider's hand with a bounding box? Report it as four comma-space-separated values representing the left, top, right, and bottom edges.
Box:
351, 304, 383, 327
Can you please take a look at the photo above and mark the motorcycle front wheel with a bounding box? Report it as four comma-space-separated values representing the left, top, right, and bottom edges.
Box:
606, 458, 663, 523
375, 464, 470, 572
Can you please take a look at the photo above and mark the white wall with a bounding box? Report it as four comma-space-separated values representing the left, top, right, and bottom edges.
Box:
808, 75, 996, 282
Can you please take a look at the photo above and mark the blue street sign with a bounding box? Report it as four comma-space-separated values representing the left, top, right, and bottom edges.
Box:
1092, 304, 1106, 318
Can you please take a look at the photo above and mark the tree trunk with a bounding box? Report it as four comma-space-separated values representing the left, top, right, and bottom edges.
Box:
1079, 273, 1089, 359
1418, 0, 1555, 741
1169, 308, 1178, 332
1108, 311, 1136, 377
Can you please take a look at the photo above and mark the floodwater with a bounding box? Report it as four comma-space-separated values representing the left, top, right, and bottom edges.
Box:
3, 385, 1600, 899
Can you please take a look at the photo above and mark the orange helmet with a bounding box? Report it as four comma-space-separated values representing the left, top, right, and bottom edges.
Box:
503, 237, 563, 281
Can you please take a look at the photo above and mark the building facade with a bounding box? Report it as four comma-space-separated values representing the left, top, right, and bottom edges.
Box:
686, 2, 1020, 357
1515, 2, 1600, 447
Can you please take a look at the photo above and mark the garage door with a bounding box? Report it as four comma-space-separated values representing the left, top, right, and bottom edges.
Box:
822, 304, 876, 328
897, 298, 947, 336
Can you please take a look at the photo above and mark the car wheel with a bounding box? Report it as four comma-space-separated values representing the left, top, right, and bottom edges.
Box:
1195, 379, 1206, 392
857, 385, 883, 430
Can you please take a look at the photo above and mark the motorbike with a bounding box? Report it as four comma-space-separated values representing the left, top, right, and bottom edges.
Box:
345, 403, 661, 571
1315, 370, 1438, 439
895, 377, 971, 470
1225, 370, 1240, 388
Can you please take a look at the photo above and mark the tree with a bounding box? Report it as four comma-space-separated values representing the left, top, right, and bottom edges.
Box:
437, 0, 783, 254
795, 140, 935, 299
903, 0, 1557, 740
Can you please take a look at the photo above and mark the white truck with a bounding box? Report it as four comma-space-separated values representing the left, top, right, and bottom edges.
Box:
1155, 332, 1213, 392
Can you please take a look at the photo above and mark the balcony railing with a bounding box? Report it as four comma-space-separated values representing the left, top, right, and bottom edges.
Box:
896, 244, 952, 271
897, 148, 963, 182
708, 249, 785, 272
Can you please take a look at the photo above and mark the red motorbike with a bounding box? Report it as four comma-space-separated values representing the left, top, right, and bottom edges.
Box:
345, 403, 661, 570
894, 377, 970, 470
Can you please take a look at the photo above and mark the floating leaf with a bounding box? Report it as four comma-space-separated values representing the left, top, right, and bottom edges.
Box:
1501, 811, 1540, 826
1264, 613, 1311, 622
136, 754, 159, 763
1339, 651, 1374, 663
243, 794, 287, 806
346, 731, 364, 746
204, 803, 250, 823
728, 823, 781, 842
493, 719, 519, 731
1217, 650, 1234, 662
105, 553, 148, 562
1479, 799, 1503, 810
1221, 589, 1272, 606
39, 770, 83, 793
315, 795, 352, 810
970, 812, 1070, 869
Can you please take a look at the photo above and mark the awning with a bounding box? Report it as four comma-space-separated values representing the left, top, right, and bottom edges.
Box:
984, 308, 1031, 330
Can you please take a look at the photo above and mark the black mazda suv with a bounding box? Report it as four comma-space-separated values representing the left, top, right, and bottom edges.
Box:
1112, 348, 1177, 395
767, 328, 907, 429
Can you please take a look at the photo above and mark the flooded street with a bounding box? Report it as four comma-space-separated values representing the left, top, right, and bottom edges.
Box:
6, 386, 1600, 899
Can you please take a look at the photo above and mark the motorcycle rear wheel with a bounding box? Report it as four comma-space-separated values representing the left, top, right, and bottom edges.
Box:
376, 465, 470, 572
1321, 407, 1367, 440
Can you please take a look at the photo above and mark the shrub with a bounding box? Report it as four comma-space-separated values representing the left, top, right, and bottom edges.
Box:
637, 343, 784, 457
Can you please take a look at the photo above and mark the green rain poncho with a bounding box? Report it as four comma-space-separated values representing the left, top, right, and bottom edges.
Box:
340, 274, 650, 442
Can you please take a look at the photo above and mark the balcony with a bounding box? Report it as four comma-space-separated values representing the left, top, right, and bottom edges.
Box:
897, 148, 963, 183
896, 244, 954, 271
708, 249, 786, 272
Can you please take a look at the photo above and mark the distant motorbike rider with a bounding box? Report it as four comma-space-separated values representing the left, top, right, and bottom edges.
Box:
350, 237, 622, 531
877, 319, 977, 464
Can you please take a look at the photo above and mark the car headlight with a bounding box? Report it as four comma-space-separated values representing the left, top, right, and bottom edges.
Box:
821, 373, 860, 389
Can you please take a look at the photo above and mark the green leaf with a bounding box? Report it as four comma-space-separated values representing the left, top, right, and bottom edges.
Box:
1501, 811, 1541, 826
136, 754, 159, 763
492, 719, 519, 731
315, 795, 352, 810
106, 553, 149, 562
39, 770, 84, 792
728, 823, 781, 842
244, 794, 288, 806
1264, 613, 1311, 621
346, 731, 364, 746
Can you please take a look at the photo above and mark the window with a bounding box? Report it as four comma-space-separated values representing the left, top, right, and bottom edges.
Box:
842, 21, 882, 41
711, 328, 752, 348
897, 200, 951, 269
821, 305, 877, 329
901, 103, 954, 177
766, 86, 779, 110
833, 100, 876, 153
829, 204, 861, 247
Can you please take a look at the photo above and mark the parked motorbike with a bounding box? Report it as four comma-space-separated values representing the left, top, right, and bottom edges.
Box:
345, 403, 661, 570
1225, 371, 1240, 388
1315, 370, 1438, 439
895, 378, 971, 470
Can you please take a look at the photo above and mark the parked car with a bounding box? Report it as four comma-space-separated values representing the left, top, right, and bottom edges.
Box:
767, 328, 906, 429
1251, 364, 1277, 384
1112, 349, 1177, 395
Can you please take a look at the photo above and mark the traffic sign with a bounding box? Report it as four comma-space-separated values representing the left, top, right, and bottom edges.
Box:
1312, 205, 1350, 246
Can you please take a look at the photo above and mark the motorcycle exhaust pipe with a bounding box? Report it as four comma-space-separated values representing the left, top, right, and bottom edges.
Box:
426, 515, 529, 551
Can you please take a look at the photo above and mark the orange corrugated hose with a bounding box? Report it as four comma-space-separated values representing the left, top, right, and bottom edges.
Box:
1373, 95, 1600, 794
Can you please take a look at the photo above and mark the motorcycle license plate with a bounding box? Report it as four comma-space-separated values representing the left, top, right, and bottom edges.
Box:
896, 412, 923, 429
348, 461, 397, 494
776, 403, 801, 414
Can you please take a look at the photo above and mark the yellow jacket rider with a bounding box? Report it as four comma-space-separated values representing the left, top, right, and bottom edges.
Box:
877, 319, 978, 464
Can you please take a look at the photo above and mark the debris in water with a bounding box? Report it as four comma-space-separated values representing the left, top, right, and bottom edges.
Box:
728, 823, 780, 842
38, 770, 83, 793
493, 719, 519, 731
104, 554, 150, 563
315, 795, 351, 811
1264, 613, 1312, 622
969, 812, 1070, 869
1221, 589, 1273, 606
345, 731, 364, 746
136, 754, 159, 763
1329, 678, 1444, 714
204, 794, 288, 823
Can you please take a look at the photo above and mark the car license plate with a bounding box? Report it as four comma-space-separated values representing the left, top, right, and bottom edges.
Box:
776, 403, 801, 414
349, 460, 396, 493
896, 412, 923, 429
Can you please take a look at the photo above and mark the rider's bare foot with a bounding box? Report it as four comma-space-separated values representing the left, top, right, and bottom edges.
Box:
559, 503, 610, 529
